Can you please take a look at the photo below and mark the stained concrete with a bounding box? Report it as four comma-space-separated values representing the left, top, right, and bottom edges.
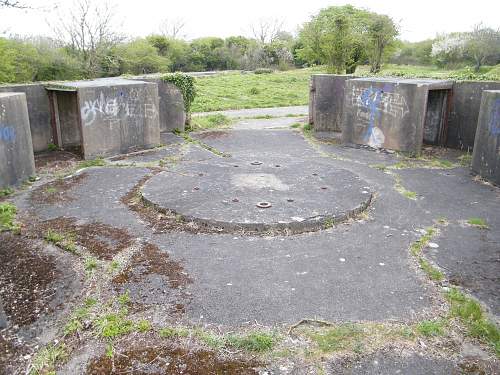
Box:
142, 161, 372, 232
471, 90, 500, 185
309, 74, 354, 132
342, 78, 453, 153
46, 79, 161, 159
0, 83, 53, 152
447, 81, 500, 150
0, 92, 35, 188
130, 76, 186, 132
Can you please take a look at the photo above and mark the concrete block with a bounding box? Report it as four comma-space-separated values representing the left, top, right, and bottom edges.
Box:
342, 78, 453, 153
46, 78, 161, 159
0, 93, 36, 188
0, 84, 53, 152
130, 75, 186, 132
447, 81, 500, 150
309, 74, 354, 132
472, 90, 500, 185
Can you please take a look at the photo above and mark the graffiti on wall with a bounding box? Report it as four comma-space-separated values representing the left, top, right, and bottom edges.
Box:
81, 88, 157, 127
489, 98, 500, 136
0, 125, 16, 143
351, 85, 409, 148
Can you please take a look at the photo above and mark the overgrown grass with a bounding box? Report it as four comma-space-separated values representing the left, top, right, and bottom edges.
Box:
188, 114, 232, 132
192, 67, 325, 112
0, 202, 19, 232
467, 217, 488, 229
446, 288, 500, 355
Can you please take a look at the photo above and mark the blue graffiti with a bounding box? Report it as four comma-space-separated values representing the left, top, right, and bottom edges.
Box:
489, 98, 500, 136
0, 125, 16, 143
360, 87, 383, 142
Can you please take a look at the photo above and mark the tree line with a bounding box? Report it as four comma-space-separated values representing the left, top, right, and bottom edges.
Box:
0, 1, 499, 84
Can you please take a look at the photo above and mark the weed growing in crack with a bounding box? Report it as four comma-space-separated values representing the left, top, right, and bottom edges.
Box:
0, 202, 19, 232
416, 320, 446, 337
226, 331, 277, 352
307, 324, 363, 352
467, 217, 488, 229
84, 257, 98, 273
77, 158, 106, 169
419, 258, 444, 281
323, 217, 334, 229
44, 229, 78, 254
446, 288, 500, 355
410, 227, 436, 256
94, 312, 134, 339
29, 343, 67, 375
136, 320, 152, 333
158, 327, 190, 338
0, 187, 14, 197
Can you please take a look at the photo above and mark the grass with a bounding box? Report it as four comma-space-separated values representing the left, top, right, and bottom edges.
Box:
0, 187, 14, 197
467, 217, 488, 229
192, 67, 325, 112
84, 257, 98, 272
94, 312, 134, 339
158, 326, 190, 338
29, 343, 67, 375
393, 174, 418, 200
356, 63, 500, 81
307, 324, 364, 352
446, 288, 500, 355
419, 258, 444, 281
44, 229, 77, 254
410, 227, 437, 256
188, 113, 232, 132
0, 202, 19, 232
77, 158, 106, 169
226, 331, 276, 352
416, 320, 446, 337
135, 319, 152, 333
459, 153, 473, 167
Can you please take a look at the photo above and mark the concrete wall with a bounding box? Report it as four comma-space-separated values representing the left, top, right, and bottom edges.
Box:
309, 74, 354, 132
342, 78, 429, 153
472, 90, 500, 185
0, 84, 52, 152
76, 82, 161, 159
130, 76, 186, 132
447, 81, 500, 150
0, 93, 36, 188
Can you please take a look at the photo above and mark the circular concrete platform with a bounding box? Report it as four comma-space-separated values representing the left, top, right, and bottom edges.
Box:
141, 161, 373, 233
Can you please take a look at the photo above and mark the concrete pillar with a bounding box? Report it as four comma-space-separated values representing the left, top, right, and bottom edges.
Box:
0, 93, 36, 188
472, 90, 500, 185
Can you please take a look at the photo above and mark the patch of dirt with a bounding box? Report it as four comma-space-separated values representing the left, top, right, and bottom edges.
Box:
35, 150, 81, 173
36, 217, 134, 260
113, 243, 192, 314
30, 173, 88, 204
86, 345, 261, 375
196, 130, 230, 139
0, 233, 60, 327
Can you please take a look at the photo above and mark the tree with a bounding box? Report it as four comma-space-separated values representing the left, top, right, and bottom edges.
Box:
158, 18, 186, 39
250, 18, 284, 44
366, 14, 398, 73
51, 0, 123, 78
464, 24, 500, 72
114, 38, 170, 75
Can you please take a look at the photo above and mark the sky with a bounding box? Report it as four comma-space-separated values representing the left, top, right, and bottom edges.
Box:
1, 0, 499, 42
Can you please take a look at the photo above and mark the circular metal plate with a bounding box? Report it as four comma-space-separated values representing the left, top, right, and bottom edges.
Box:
256, 201, 272, 208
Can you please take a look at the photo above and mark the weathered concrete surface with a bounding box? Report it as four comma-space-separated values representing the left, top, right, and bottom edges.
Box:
0, 93, 35, 188
142, 161, 372, 232
309, 74, 354, 132
471, 90, 500, 185
447, 81, 500, 150
0, 83, 53, 152
130, 76, 186, 132
342, 78, 453, 153
47, 79, 161, 159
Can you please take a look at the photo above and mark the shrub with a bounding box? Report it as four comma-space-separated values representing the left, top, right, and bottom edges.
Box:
162, 73, 196, 113
254, 68, 273, 74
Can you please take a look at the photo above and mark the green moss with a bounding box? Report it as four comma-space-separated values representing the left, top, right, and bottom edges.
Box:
308, 324, 363, 352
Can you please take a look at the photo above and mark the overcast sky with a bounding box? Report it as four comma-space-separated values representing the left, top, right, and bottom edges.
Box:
1, 0, 499, 42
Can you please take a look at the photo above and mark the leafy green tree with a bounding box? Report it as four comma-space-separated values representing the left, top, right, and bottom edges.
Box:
366, 14, 398, 72
464, 24, 500, 72
114, 39, 170, 75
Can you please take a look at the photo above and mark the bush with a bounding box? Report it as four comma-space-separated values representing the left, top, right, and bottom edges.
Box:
254, 68, 273, 74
